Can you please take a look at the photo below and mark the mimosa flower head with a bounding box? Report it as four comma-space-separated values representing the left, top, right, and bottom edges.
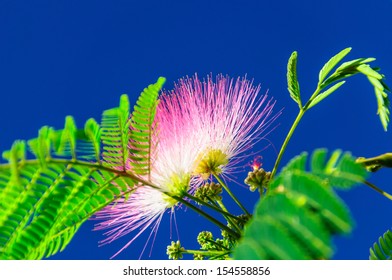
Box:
94, 74, 279, 258
159, 74, 280, 180
94, 186, 170, 258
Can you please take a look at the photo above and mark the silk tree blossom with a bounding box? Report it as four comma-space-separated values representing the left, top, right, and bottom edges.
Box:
94, 74, 279, 258
162, 74, 280, 180
94, 187, 170, 258
94, 105, 204, 258
94, 84, 209, 258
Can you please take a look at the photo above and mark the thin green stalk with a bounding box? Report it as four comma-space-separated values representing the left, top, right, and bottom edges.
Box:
205, 197, 242, 233
215, 200, 242, 233
172, 195, 241, 239
184, 193, 242, 221
4, 158, 241, 239
204, 238, 230, 251
364, 180, 392, 200
270, 86, 323, 180
182, 249, 230, 256
213, 173, 250, 216
270, 110, 304, 179
0, 158, 156, 189
209, 252, 231, 260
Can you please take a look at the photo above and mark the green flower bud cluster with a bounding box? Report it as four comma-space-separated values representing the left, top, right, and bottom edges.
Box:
197, 231, 214, 249
193, 254, 204, 260
194, 182, 222, 204
244, 168, 271, 192
166, 240, 184, 260
196, 231, 230, 260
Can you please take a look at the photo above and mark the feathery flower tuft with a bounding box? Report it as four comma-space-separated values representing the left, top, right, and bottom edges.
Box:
160, 74, 280, 180
94, 74, 280, 258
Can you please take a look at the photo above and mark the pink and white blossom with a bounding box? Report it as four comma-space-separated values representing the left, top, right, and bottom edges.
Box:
94, 74, 279, 258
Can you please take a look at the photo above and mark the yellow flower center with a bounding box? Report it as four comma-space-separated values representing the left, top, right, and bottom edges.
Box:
162, 173, 190, 207
194, 149, 229, 179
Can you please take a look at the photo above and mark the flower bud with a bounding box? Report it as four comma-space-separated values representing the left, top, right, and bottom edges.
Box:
244, 168, 271, 192
166, 240, 184, 260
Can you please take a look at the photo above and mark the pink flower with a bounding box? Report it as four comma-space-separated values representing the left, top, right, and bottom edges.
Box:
94, 187, 171, 258
94, 74, 279, 258
161, 74, 280, 180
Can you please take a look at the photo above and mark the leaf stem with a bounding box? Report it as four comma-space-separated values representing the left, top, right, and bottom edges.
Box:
270, 109, 305, 179
270, 85, 323, 180
215, 199, 242, 233
184, 193, 242, 221
182, 249, 230, 256
4, 159, 241, 239
364, 180, 392, 200
204, 238, 230, 250
213, 173, 250, 216
172, 195, 241, 239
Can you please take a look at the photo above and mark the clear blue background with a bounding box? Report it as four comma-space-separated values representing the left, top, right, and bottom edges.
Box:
1, 0, 392, 260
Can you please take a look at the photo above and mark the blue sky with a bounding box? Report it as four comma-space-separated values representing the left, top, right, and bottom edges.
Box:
1, 0, 392, 260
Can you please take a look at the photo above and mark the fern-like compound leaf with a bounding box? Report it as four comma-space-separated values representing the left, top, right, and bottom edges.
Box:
320, 54, 390, 131
233, 149, 367, 260
308, 81, 345, 109
129, 77, 165, 177
0, 120, 140, 260
370, 229, 392, 260
84, 118, 101, 163
318, 47, 351, 85
287, 51, 302, 108
0, 78, 171, 259
0, 78, 172, 259
101, 94, 132, 171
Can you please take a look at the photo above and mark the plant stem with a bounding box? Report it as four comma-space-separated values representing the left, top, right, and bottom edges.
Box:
364, 180, 392, 200
213, 173, 250, 216
270, 83, 326, 181
215, 200, 242, 233
204, 238, 230, 250
172, 195, 241, 239
182, 249, 230, 256
184, 193, 241, 221
8, 159, 241, 239
270, 109, 305, 179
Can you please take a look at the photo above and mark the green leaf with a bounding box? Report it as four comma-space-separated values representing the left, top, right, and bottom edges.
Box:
334, 57, 376, 75
357, 64, 383, 80
101, 94, 132, 170
370, 229, 392, 260
233, 149, 367, 260
59, 116, 78, 159
287, 51, 302, 108
2, 141, 26, 184
28, 127, 52, 166
129, 77, 165, 177
0, 79, 168, 259
318, 47, 352, 85
319, 52, 390, 131
308, 81, 345, 109
288, 149, 367, 189
84, 118, 101, 163
370, 77, 390, 131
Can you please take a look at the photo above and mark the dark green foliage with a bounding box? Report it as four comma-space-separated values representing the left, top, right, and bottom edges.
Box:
370, 229, 392, 260
0, 79, 162, 259
233, 149, 368, 260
